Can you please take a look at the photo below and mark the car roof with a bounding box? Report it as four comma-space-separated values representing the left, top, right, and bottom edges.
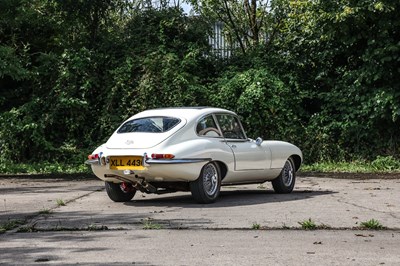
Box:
129, 107, 236, 121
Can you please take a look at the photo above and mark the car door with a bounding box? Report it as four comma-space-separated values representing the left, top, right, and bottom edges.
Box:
215, 114, 271, 171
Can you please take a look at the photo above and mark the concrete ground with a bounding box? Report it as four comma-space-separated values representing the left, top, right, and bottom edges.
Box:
0, 175, 399, 265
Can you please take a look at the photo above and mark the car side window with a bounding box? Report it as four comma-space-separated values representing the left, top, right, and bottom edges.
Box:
196, 115, 222, 137
215, 114, 246, 140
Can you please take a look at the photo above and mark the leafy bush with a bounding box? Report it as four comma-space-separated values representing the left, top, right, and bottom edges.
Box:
371, 156, 400, 172
0, 1, 399, 171
0, 6, 213, 167
210, 67, 302, 143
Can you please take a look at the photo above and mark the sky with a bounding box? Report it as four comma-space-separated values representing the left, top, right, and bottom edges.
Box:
181, 2, 193, 14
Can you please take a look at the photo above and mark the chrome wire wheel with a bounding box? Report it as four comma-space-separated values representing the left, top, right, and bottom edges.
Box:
202, 163, 218, 196
272, 158, 296, 194
190, 162, 221, 204
282, 160, 294, 187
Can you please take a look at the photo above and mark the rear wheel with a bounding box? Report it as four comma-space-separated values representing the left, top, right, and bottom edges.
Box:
272, 158, 296, 193
190, 162, 221, 204
105, 182, 136, 202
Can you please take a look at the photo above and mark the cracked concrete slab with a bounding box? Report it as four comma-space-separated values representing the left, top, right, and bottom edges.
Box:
0, 177, 101, 224
1, 176, 399, 231
1, 230, 400, 265
1, 175, 400, 265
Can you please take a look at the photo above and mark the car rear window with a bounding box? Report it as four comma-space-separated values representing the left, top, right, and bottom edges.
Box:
117, 117, 180, 133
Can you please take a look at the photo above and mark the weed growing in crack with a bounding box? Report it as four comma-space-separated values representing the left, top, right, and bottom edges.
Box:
360, 219, 385, 230
0, 219, 24, 233
252, 223, 261, 230
39, 208, 52, 215
87, 224, 108, 231
56, 199, 66, 206
17, 223, 37, 233
142, 219, 162, 230
299, 218, 317, 230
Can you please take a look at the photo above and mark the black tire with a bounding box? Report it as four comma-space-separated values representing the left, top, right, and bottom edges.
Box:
190, 162, 221, 204
272, 158, 296, 194
105, 182, 136, 202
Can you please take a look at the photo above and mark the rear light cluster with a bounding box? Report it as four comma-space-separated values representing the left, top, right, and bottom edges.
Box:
88, 154, 99, 160
151, 153, 175, 159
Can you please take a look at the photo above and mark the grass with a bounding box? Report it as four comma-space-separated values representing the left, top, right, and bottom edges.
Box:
38, 208, 52, 215
360, 219, 385, 230
142, 220, 163, 230
17, 224, 37, 233
56, 199, 66, 206
0, 161, 90, 174
302, 156, 400, 173
0, 219, 24, 234
87, 224, 108, 231
251, 223, 261, 230
298, 218, 317, 230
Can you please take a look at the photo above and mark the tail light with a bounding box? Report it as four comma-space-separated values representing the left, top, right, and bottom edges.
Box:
88, 154, 99, 160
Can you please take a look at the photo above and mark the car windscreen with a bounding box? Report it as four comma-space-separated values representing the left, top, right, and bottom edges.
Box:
117, 117, 181, 133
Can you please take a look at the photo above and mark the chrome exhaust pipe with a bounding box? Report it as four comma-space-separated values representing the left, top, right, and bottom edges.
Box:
141, 180, 157, 193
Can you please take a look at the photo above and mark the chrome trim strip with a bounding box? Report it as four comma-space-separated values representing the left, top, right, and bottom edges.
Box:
220, 139, 249, 143
85, 159, 99, 165
146, 158, 211, 164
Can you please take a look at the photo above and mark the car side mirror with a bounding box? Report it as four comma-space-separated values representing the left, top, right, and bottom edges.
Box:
255, 137, 263, 146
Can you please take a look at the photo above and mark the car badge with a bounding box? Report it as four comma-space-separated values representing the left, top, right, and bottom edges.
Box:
125, 140, 134, 145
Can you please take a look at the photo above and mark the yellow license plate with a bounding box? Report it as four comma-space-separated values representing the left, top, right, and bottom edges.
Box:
109, 156, 144, 170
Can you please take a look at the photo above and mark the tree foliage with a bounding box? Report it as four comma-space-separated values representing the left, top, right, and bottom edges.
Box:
0, 0, 399, 167
188, 0, 272, 54
268, 0, 400, 161
0, 1, 211, 164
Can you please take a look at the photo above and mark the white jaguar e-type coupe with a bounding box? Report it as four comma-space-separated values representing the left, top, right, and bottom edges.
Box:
86, 107, 302, 204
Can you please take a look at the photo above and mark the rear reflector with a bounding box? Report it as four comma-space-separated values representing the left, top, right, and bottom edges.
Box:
151, 153, 175, 159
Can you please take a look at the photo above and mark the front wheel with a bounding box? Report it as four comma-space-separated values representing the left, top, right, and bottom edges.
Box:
272, 158, 296, 193
105, 182, 136, 202
190, 162, 221, 204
